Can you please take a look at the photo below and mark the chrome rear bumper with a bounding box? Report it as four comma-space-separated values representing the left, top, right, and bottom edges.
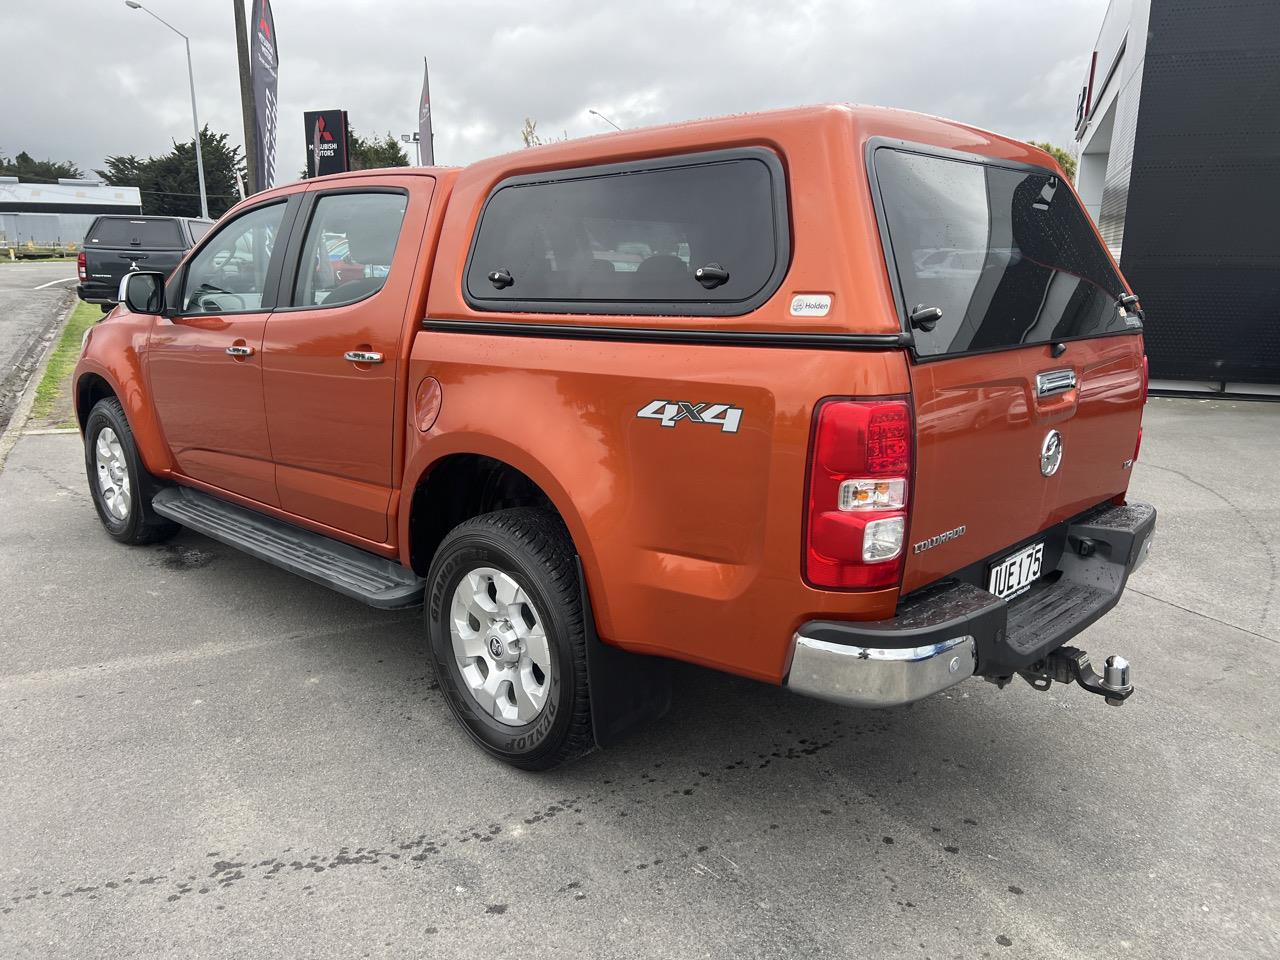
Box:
785, 501, 1156, 708
787, 633, 976, 708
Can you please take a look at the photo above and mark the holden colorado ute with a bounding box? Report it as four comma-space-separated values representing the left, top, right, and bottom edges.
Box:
74, 105, 1155, 769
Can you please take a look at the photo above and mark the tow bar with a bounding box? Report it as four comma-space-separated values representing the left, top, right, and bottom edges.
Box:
1019, 647, 1134, 706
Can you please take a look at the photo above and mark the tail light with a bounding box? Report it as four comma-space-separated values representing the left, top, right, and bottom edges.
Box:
804, 398, 912, 589
77, 252, 86, 282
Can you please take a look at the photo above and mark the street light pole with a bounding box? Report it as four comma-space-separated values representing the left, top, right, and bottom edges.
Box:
588, 109, 622, 132
125, 1, 210, 220
400, 132, 422, 166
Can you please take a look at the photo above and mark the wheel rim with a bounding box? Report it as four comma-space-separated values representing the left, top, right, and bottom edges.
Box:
93, 426, 131, 523
449, 566, 552, 726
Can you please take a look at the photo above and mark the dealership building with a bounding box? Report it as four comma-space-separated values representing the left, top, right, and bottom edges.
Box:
0, 178, 142, 249
1074, 0, 1280, 392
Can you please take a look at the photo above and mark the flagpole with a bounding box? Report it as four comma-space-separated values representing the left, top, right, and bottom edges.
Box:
233, 0, 258, 194
424, 57, 434, 166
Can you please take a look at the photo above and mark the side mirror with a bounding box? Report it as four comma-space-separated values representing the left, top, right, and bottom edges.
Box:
118, 271, 166, 315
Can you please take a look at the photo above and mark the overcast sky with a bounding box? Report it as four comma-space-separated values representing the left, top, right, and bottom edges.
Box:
7, 0, 1102, 193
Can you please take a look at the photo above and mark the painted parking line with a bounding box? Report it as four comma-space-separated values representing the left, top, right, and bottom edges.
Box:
32, 276, 76, 290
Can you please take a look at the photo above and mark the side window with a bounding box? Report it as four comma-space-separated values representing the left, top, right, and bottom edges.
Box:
292, 192, 407, 308
464, 151, 787, 315
182, 202, 285, 313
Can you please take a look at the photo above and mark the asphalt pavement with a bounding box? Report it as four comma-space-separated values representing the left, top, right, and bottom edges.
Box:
0, 397, 1277, 959
0, 261, 77, 435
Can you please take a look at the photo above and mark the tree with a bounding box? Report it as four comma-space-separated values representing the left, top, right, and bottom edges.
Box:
348, 129, 410, 170
0, 151, 83, 182
97, 127, 246, 218
1030, 141, 1077, 180
520, 118, 567, 148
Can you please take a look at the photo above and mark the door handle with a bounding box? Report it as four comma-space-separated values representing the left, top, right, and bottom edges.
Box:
225, 345, 254, 357
344, 351, 384, 364
1035, 368, 1076, 396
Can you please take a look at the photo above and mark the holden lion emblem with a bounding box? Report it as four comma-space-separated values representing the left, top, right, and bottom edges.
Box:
1040, 430, 1064, 477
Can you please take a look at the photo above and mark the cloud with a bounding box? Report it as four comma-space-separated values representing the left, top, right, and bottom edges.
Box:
7, 0, 1102, 184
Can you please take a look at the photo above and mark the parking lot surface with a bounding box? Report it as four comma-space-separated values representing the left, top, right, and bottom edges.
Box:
1, 397, 1277, 959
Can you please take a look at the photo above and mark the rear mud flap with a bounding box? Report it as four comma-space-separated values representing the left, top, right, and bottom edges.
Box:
576, 558, 672, 748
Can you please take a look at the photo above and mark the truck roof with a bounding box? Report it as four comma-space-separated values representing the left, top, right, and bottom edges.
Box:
283, 104, 1062, 191
460, 103, 1062, 181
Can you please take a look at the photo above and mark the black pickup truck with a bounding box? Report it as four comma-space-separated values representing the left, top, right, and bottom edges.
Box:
77, 215, 213, 311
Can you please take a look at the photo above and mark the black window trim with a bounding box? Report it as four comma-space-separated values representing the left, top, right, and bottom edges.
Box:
864, 135, 1139, 364
462, 146, 792, 318
273, 185, 412, 313
168, 195, 302, 318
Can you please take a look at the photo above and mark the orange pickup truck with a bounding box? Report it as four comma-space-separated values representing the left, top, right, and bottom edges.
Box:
75, 105, 1155, 769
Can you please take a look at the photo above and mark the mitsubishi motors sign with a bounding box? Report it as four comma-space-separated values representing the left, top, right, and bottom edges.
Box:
304, 109, 350, 178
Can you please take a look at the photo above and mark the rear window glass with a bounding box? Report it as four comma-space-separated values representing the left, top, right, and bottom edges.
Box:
874, 148, 1133, 358
465, 154, 784, 313
87, 218, 183, 249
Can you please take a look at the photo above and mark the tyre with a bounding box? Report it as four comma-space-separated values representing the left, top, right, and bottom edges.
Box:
425, 508, 594, 770
83, 397, 178, 545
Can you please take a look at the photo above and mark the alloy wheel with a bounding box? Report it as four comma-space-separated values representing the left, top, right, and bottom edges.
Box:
449, 566, 552, 725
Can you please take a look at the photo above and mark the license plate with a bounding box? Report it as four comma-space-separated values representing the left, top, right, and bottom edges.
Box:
988, 541, 1045, 600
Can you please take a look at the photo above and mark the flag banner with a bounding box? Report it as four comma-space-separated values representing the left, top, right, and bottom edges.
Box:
250, 0, 279, 192
305, 110, 350, 178
418, 58, 435, 166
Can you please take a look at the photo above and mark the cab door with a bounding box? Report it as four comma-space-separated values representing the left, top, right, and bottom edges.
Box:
261, 177, 433, 543
147, 197, 298, 507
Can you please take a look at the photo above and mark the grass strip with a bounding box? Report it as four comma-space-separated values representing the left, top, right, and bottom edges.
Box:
31, 300, 99, 427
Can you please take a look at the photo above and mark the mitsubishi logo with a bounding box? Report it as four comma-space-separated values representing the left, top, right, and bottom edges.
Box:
1041, 430, 1064, 477
314, 115, 334, 142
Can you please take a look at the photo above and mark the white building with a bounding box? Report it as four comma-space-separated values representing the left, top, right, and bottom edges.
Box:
1073, 0, 1151, 260
0, 178, 143, 248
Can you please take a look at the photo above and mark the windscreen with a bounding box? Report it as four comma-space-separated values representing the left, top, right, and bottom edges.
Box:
874, 148, 1134, 358
87, 218, 183, 249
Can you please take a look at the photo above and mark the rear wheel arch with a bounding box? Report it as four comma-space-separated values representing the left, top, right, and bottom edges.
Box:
408, 454, 561, 573
405, 451, 611, 622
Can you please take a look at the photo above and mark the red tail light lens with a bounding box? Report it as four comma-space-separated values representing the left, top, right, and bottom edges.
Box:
77, 252, 87, 282
805, 398, 912, 589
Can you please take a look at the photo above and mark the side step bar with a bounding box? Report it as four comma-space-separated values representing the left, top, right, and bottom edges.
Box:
151, 487, 425, 609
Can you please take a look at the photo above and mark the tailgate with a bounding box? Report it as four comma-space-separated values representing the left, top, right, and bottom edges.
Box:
904, 337, 1143, 592
85, 248, 184, 296
868, 143, 1145, 593
83, 218, 187, 294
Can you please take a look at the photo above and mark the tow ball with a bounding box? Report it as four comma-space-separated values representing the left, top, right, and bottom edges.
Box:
1019, 647, 1134, 706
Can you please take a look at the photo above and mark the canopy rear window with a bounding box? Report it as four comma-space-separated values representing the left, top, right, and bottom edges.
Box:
873, 147, 1133, 358
88, 218, 183, 249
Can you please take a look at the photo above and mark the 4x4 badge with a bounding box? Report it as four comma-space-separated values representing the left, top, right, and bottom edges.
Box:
1041, 430, 1064, 476
636, 400, 742, 433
